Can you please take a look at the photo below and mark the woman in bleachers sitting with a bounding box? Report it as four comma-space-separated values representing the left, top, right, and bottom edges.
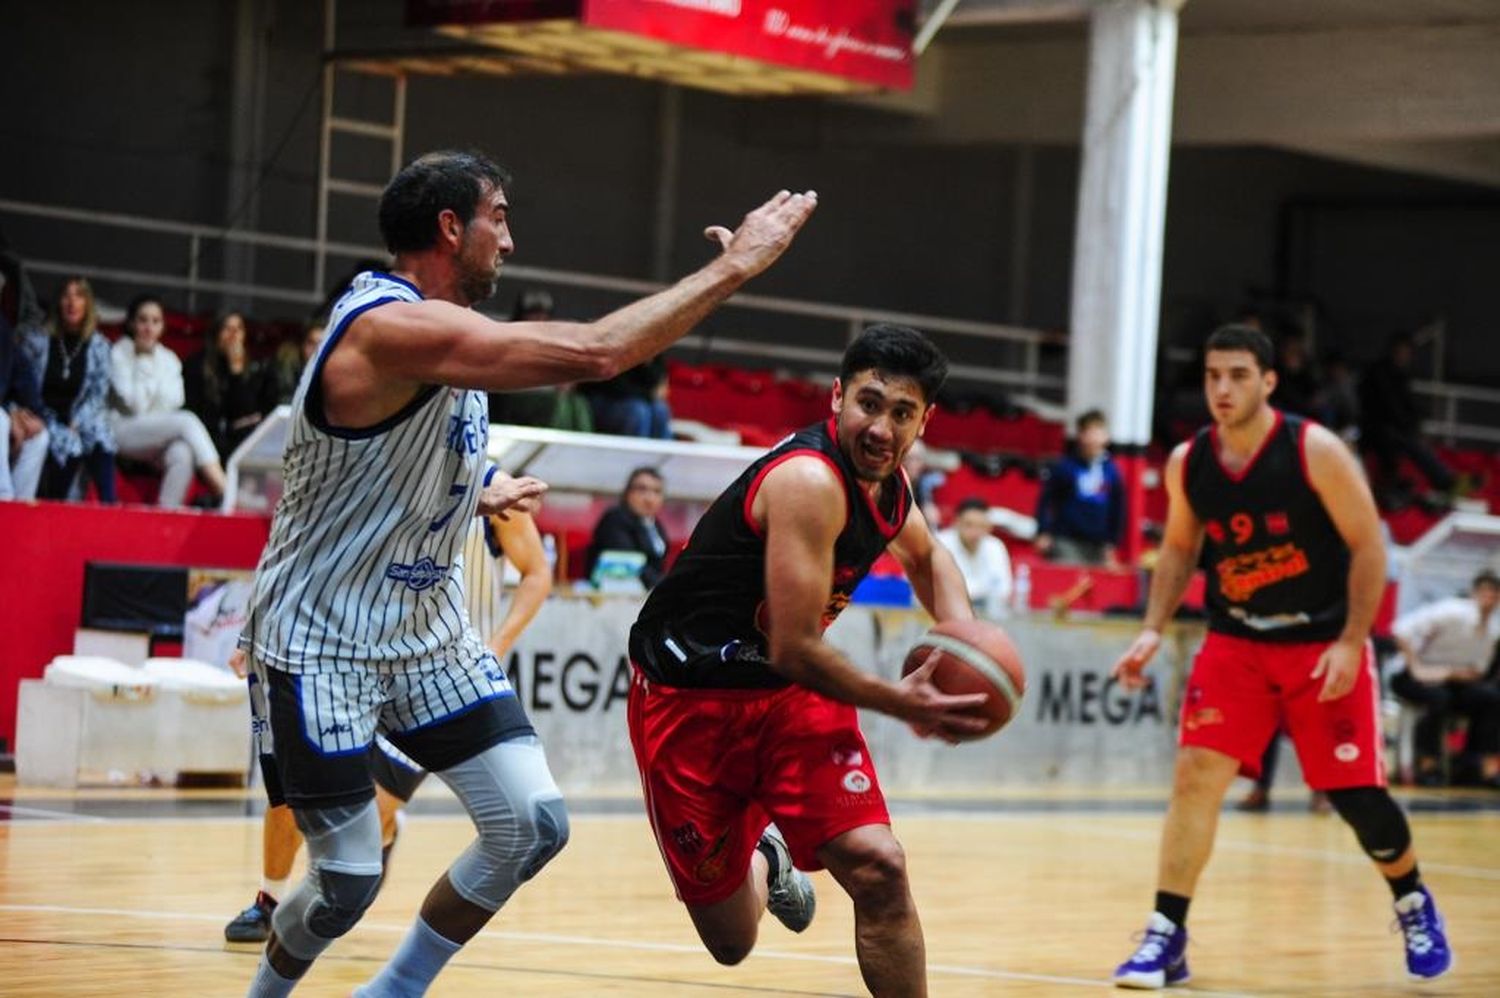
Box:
20, 276, 117, 501
109, 294, 227, 508
185, 310, 278, 460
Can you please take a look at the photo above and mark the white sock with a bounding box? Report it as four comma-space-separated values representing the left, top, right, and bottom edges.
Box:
261, 877, 290, 903
356, 915, 462, 997
247, 955, 297, 997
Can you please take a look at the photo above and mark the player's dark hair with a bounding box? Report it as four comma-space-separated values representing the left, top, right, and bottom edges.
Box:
1076, 408, 1107, 433
841, 324, 948, 402
378, 150, 512, 255
1204, 324, 1274, 373
1474, 568, 1500, 591
955, 497, 989, 517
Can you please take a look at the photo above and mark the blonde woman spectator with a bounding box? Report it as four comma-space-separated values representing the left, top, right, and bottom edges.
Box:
109, 294, 227, 508
20, 277, 116, 501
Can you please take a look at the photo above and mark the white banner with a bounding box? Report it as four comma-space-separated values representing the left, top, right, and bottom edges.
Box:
506, 595, 1198, 793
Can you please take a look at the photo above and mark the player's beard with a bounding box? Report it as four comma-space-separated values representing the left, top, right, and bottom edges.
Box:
1216, 392, 1268, 431
455, 234, 500, 305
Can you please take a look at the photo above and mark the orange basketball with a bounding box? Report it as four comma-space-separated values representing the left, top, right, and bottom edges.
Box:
901, 619, 1026, 741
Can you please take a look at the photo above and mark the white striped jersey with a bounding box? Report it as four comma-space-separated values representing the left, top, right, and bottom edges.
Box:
241, 271, 490, 675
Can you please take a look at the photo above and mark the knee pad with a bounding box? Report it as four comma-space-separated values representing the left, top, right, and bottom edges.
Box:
440, 738, 568, 911
273, 799, 383, 959
518, 794, 570, 883
1326, 787, 1412, 863
304, 867, 383, 939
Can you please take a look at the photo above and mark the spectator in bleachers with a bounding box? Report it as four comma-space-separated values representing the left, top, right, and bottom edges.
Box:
0, 239, 49, 500
272, 319, 325, 403
1273, 330, 1321, 419
488, 289, 593, 432
1359, 331, 1457, 505
586, 466, 670, 589
1035, 409, 1123, 568
587, 354, 671, 439
1389, 569, 1500, 788
1320, 350, 1361, 444
936, 497, 1013, 619
108, 294, 227, 508
22, 277, 116, 501
902, 438, 944, 525
185, 310, 278, 460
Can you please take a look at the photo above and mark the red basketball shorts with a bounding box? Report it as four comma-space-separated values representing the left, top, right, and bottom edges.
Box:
1179, 631, 1386, 790
627, 667, 891, 906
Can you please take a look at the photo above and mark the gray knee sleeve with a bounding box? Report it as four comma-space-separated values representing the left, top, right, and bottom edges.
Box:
1327, 786, 1412, 863
519, 795, 570, 882
439, 736, 569, 912
272, 799, 383, 959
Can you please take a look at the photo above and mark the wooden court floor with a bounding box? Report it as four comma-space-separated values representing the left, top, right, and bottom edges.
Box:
1, 781, 1497, 996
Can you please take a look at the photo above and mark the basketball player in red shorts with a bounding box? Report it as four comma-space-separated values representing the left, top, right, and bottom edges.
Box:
1110, 325, 1452, 988
629, 325, 988, 996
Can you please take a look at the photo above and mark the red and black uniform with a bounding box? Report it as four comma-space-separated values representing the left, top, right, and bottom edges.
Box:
629, 417, 908, 904
1179, 410, 1385, 789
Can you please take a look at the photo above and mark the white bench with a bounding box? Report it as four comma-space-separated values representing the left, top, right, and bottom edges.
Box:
16, 653, 250, 788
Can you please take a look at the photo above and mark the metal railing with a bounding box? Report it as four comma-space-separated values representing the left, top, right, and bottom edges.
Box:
0, 196, 1062, 397
7, 194, 1497, 444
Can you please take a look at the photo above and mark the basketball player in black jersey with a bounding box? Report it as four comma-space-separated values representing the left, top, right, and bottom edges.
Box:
629, 324, 989, 997
1110, 325, 1451, 988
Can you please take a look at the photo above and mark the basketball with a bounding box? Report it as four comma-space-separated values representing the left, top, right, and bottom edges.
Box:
901, 619, 1026, 741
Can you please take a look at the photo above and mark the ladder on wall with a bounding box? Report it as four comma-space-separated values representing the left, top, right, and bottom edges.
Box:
314, 0, 406, 299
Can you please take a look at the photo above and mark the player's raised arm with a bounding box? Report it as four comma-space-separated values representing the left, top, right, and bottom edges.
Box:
757, 456, 987, 733
1114, 442, 1203, 688
358, 190, 817, 392
888, 502, 975, 625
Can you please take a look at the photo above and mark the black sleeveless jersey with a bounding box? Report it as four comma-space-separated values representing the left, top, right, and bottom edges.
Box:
1182, 410, 1349, 643
630, 417, 911, 688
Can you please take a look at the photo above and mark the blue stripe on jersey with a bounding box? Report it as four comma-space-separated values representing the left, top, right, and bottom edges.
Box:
304, 294, 442, 441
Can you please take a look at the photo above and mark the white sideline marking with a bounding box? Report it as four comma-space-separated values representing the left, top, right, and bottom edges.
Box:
0, 902, 1260, 996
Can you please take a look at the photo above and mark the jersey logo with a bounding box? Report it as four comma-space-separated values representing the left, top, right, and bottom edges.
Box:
446, 407, 486, 457
1214, 542, 1310, 602
1264, 511, 1291, 535
385, 557, 449, 592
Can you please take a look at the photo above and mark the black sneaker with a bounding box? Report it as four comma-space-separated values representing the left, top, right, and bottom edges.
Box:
224, 890, 277, 943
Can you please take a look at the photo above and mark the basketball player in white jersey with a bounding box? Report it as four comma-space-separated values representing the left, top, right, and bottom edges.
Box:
225, 502, 552, 945
238, 150, 815, 996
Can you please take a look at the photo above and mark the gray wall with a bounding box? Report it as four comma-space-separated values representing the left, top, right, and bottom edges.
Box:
3, 1, 1498, 386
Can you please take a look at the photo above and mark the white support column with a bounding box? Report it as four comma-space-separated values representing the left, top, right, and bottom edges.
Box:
1066, 0, 1180, 445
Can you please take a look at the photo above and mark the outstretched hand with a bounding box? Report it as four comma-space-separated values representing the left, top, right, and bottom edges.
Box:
477, 472, 548, 521
704, 189, 818, 279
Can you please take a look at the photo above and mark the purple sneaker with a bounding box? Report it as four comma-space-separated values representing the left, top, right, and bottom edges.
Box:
1394, 887, 1452, 980
1114, 913, 1190, 989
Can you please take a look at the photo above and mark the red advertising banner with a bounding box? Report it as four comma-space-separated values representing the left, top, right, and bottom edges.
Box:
408, 0, 914, 91
583, 1, 914, 90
